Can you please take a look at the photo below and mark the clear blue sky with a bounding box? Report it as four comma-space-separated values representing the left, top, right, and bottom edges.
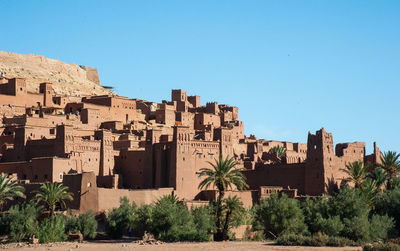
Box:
1, 1, 399, 154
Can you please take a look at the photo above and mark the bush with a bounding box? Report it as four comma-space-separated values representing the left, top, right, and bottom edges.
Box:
229, 207, 253, 227
363, 243, 400, 251
374, 188, 400, 230
328, 187, 370, 221
306, 232, 329, 246
276, 233, 307, 246
369, 214, 396, 241
37, 215, 67, 243
0, 203, 40, 242
65, 211, 98, 239
151, 195, 207, 242
276, 233, 356, 247
302, 197, 343, 236
326, 236, 356, 247
132, 196, 214, 242
341, 214, 371, 242
253, 192, 307, 238
191, 205, 215, 240
105, 197, 137, 238
302, 188, 389, 243
133, 204, 154, 236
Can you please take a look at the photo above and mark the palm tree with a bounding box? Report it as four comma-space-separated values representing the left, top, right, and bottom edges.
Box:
198, 155, 248, 241
360, 178, 378, 207
340, 161, 368, 189
380, 151, 400, 189
221, 195, 245, 240
269, 146, 287, 158
369, 166, 388, 190
0, 173, 26, 211
33, 182, 73, 216
156, 194, 180, 205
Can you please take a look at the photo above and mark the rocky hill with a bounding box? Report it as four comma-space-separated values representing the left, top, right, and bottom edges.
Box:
0, 51, 113, 97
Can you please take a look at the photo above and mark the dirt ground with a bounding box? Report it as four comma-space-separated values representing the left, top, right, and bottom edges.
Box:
1, 241, 362, 251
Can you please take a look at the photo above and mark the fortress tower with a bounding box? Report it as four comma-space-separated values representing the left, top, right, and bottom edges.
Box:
304, 128, 336, 195
39, 83, 53, 107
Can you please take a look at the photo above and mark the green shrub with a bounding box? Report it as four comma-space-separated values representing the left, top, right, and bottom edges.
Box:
302, 188, 387, 243
369, 214, 396, 241
191, 205, 215, 240
363, 242, 400, 251
328, 187, 370, 221
302, 198, 344, 236
276, 234, 307, 246
0, 203, 40, 242
326, 236, 355, 247
276, 233, 355, 247
229, 207, 253, 227
253, 192, 307, 238
65, 211, 97, 239
133, 204, 154, 236
105, 197, 137, 238
151, 196, 206, 241
132, 197, 213, 242
374, 188, 400, 230
37, 215, 67, 243
306, 232, 329, 246
342, 214, 371, 242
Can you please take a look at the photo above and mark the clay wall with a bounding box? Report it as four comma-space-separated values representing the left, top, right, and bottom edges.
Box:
115, 149, 146, 189
81, 108, 101, 127
101, 121, 123, 131
97, 187, 174, 211
220, 105, 238, 120
39, 83, 53, 107
365, 142, 383, 165
194, 113, 221, 130
173, 126, 220, 200
198, 190, 255, 208
243, 163, 306, 194
214, 128, 234, 157
175, 112, 194, 129
0, 157, 70, 183
188, 95, 200, 108
205, 102, 219, 114
63, 172, 99, 213
171, 89, 188, 112
155, 109, 175, 126
171, 89, 187, 103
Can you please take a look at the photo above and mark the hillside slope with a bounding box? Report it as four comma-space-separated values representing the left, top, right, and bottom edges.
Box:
0, 51, 112, 97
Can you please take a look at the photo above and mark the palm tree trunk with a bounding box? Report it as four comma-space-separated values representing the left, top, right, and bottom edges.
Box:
215, 190, 225, 241
387, 172, 395, 190
222, 210, 232, 240
50, 204, 55, 217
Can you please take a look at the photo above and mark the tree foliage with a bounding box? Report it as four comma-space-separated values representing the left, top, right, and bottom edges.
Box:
198, 155, 248, 241
105, 197, 137, 238
254, 192, 307, 238
0, 173, 26, 210
380, 151, 400, 189
340, 161, 368, 189
37, 215, 67, 243
0, 203, 41, 242
65, 210, 97, 239
33, 182, 73, 216
269, 146, 287, 158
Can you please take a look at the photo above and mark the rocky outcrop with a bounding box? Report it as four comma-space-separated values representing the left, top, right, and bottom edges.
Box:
0, 51, 112, 97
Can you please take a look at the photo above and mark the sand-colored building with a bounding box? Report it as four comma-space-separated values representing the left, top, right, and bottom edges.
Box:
0, 77, 383, 212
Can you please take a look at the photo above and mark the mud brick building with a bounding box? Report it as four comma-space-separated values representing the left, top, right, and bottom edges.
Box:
0, 77, 383, 212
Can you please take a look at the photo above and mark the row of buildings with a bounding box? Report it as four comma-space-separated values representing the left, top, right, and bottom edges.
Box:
0, 77, 383, 211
